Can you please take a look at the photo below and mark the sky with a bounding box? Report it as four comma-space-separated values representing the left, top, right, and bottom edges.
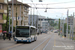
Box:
17, 0, 75, 19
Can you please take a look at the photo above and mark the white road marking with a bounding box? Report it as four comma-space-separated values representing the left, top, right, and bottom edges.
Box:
61, 42, 66, 46
59, 38, 66, 46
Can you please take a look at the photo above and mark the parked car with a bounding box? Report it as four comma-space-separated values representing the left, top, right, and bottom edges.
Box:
51, 30, 53, 32
54, 31, 58, 33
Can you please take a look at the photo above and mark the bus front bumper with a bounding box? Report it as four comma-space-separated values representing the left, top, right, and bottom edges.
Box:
15, 40, 31, 42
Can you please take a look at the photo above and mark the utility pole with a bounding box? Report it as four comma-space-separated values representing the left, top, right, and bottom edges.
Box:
20, 5, 21, 26
22, 0, 23, 25
16, 0, 17, 26
66, 9, 69, 37
9, 15, 10, 32
63, 17, 64, 36
72, 12, 74, 40
59, 19, 60, 35
12, 0, 14, 37
6, 0, 9, 32
30, 6, 32, 26
70, 25, 71, 39
31, 0, 33, 26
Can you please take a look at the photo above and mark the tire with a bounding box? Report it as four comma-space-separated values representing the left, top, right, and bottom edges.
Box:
34, 37, 37, 41
29, 38, 32, 43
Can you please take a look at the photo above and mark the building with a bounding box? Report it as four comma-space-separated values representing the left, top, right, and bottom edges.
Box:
65, 16, 75, 32
28, 15, 38, 27
28, 15, 55, 33
38, 16, 55, 32
0, 0, 30, 34
8, 0, 30, 26
0, 0, 7, 34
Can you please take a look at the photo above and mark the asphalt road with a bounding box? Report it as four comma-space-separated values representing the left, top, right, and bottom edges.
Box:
0, 31, 75, 50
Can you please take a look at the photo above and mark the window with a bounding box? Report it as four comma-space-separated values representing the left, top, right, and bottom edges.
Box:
4, 0, 7, 3
9, 6, 11, 8
0, 4, 2, 9
24, 6, 27, 10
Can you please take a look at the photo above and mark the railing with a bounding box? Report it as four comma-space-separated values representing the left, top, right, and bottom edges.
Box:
0, 20, 6, 23
0, 9, 7, 13
0, 9, 4, 13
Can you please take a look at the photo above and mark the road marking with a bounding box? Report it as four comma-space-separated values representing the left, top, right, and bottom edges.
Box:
59, 37, 66, 46
43, 35, 53, 50
54, 34, 56, 46
33, 34, 53, 50
61, 42, 66, 46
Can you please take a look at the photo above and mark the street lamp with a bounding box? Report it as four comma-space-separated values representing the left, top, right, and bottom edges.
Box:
12, 0, 14, 37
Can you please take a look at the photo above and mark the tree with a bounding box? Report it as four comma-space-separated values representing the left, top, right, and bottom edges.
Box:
6, 0, 9, 32
2, 14, 12, 31
58, 19, 60, 35
64, 23, 70, 36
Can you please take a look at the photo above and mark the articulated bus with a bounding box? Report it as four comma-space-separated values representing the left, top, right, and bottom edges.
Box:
14, 25, 37, 43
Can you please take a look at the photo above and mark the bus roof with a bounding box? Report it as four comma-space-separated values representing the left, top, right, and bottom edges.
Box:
16, 25, 36, 28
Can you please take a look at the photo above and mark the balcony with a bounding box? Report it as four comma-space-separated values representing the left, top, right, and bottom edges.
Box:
0, 0, 7, 3
0, 0, 4, 3
0, 9, 7, 13
0, 9, 4, 13
0, 20, 6, 24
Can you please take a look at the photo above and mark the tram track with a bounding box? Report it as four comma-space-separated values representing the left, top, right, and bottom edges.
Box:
33, 33, 54, 50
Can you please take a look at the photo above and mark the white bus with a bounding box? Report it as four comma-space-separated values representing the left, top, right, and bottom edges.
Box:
14, 25, 37, 43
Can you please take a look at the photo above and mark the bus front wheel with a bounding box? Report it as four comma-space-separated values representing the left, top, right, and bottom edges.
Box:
34, 37, 37, 41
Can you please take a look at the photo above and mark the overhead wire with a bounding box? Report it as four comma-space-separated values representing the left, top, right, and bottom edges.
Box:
27, 1, 75, 5
30, 7, 75, 9
30, 0, 41, 16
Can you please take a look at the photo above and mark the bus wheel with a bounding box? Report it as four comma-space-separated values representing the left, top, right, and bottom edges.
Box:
29, 38, 32, 43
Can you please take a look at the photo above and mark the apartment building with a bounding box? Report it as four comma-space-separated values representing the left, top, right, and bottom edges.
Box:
8, 0, 30, 26
0, 0, 7, 34
0, 0, 30, 34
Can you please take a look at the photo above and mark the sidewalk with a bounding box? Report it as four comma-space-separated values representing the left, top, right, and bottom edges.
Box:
0, 38, 15, 50
59, 35, 75, 43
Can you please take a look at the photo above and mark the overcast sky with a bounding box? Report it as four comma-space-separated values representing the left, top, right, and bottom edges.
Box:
17, 0, 75, 19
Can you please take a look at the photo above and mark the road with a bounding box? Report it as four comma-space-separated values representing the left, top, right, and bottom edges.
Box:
0, 31, 75, 50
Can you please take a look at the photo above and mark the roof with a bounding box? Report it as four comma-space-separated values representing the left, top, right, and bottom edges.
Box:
16, 25, 36, 28
9, 0, 22, 4
8, 0, 30, 7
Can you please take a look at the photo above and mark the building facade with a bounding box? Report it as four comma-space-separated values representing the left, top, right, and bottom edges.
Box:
28, 15, 38, 27
0, 0, 30, 34
0, 0, 7, 34
8, 0, 30, 26
65, 16, 75, 32
28, 15, 55, 33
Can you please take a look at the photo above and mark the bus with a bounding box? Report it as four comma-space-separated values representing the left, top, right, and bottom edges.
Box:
14, 25, 37, 43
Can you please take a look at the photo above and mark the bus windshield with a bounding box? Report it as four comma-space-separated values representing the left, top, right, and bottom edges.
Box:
16, 29, 29, 37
